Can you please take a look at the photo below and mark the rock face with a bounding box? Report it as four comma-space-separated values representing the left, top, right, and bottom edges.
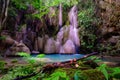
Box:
96, 0, 120, 35
94, 0, 120, 55
37, 37, 44, 51
5, 41, 30, 56
44, 38, 56, 53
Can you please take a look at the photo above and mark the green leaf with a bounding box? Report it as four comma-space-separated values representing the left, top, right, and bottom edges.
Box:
17, 52, 30, 57
97, 64, 109, 80
36, 54, 45, 58
74, 72, 79, 80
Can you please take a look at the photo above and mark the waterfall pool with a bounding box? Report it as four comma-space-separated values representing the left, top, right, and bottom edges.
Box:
30, 54, 84, 63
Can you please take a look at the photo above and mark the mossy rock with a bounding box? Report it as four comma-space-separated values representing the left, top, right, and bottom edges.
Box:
80, 69, 105, 80
11, 59, 18, 63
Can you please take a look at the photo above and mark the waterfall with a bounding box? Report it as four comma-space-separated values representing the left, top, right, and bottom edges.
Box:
58, 3, 62, 30
68, 5, 78, 28
31, 5, 80, 54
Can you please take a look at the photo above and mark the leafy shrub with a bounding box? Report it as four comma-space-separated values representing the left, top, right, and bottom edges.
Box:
0, 64, 43, 80
0, 61, 6, 72
17, 52, 30, 57
97, 64, 108, 80
36, 54, 45, 58
108, 67, 120, 79
78, 0, 98, 52
0, 36, 6, 40
43, 69, 70, 80
74, 69, 105, 80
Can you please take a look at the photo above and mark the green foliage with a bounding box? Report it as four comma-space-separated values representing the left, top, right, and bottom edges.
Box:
81, 69, 105, 80
78, 0, 95, 28
11, 59, 18, 63
78, 0, 98, 52
0, 61, 6, 71
11, 0, 79, 19
17, 52, 30, 57
108, 67, 120, 79
0, 36, 6, 40
11, 0, 30, 10
87, 56, 102, 63
17, 52, 36, 64
97, 64, 109, 80
74, 71, 83, 80
43, 69, 70, 80
36, 54, 45, 58
0, 65, 43, 80
27, 57, 37, 64
74, 69, 105, 80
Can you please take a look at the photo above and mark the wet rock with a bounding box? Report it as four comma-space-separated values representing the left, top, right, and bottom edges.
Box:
56, 29, 64, 44
59, 46, 65, 53
4, 36, 15, 45
44, 38, 56, 53
55, 41, 61, 53
34, 39, 39, 51
1, 32, 15, 45
63, 26, 69, 43
69, 25, 80, 46
31, 51, 39, 54
38, 37, 44, 51
63, 39, 76, 53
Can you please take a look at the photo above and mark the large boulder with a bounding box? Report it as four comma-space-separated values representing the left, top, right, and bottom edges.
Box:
5, 41, 30, 56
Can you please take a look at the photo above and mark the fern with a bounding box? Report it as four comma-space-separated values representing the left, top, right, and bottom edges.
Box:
109, 67, 120, 79
43, 70, 69, 80
97, 64, 109, 80
74, 71, 83, 80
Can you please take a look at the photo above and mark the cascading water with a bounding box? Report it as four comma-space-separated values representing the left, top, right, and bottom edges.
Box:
28, 5, 83, 62
25, 4, 81, 54
56, 5, 80, 54
58, 3, 62, 30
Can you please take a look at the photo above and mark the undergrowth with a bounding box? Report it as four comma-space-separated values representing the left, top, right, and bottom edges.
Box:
0, 53, 120, 80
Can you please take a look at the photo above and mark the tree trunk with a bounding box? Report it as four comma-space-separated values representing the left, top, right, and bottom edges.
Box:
0, 0, 10, 32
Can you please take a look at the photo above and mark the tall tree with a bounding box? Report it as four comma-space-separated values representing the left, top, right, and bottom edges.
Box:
0, 0, 10, 32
